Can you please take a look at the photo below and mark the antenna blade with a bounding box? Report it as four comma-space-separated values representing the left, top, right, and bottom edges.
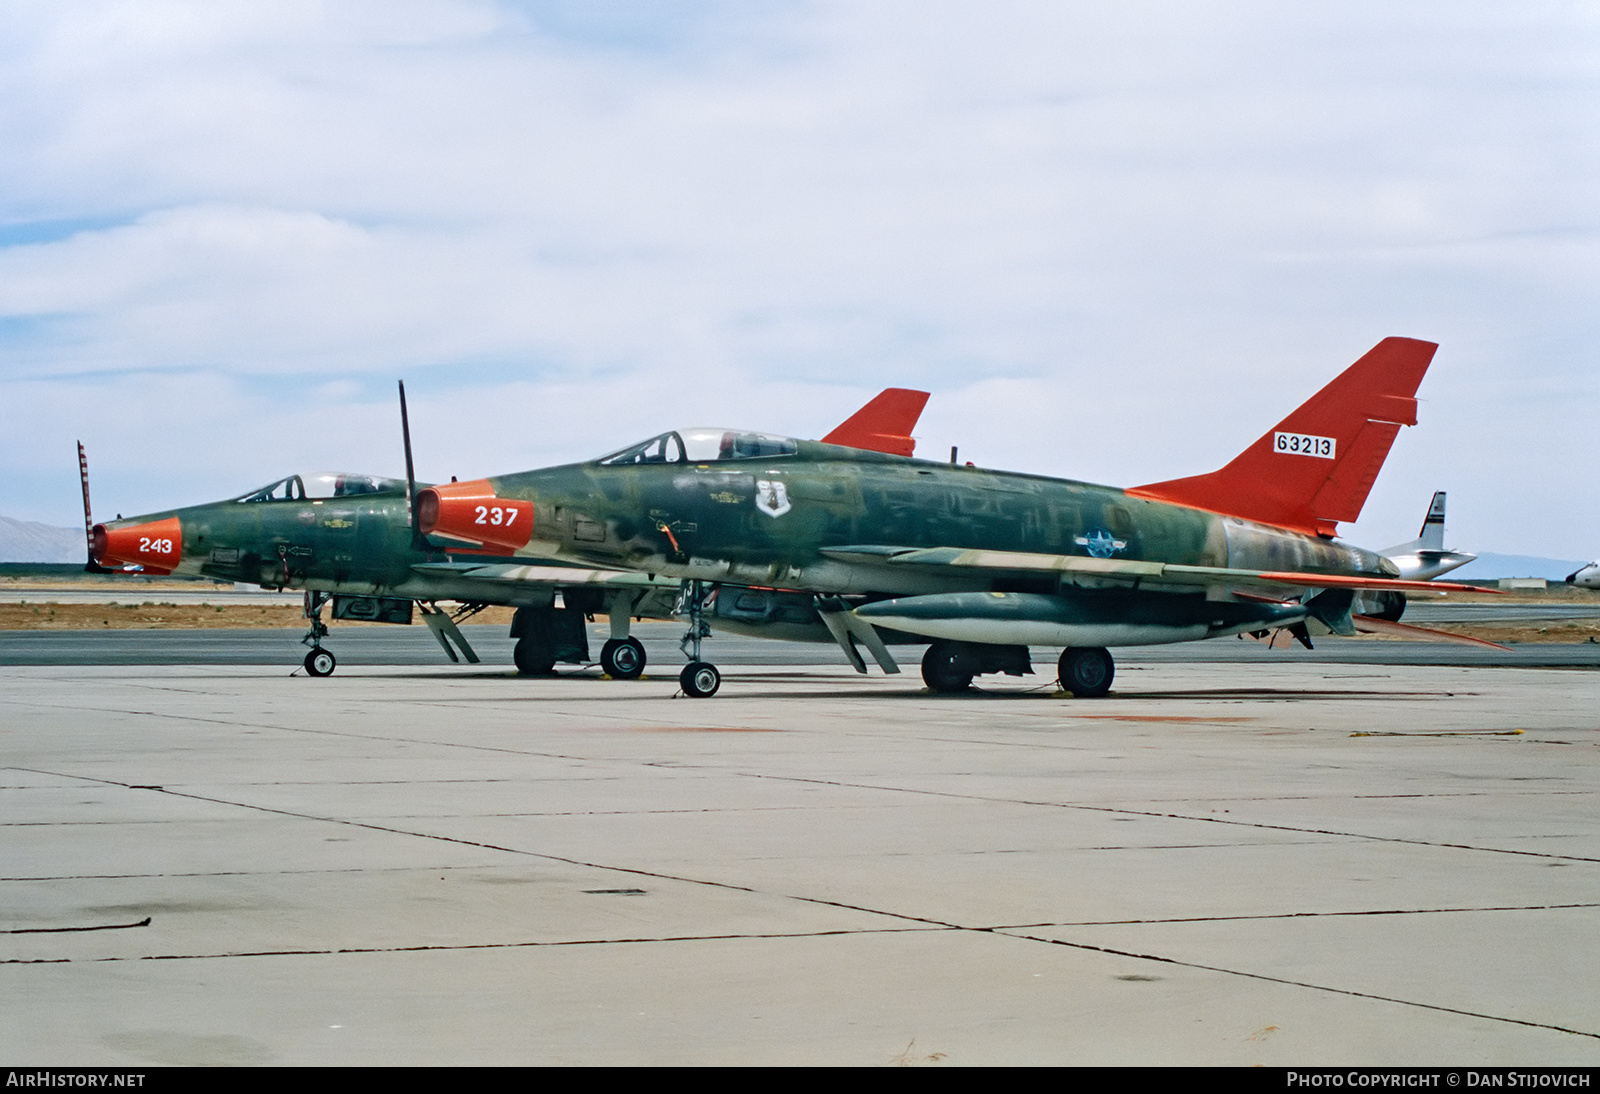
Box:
78, 441, 94, 562
398, 381, 423, 551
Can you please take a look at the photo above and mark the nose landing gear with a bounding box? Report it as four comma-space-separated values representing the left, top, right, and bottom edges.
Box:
304, 647, 337, 677
300, 591, 337, 677
676, 580, 721, 698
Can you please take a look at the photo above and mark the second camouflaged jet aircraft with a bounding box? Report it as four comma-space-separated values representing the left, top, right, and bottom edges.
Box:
416, 337, 1489, 697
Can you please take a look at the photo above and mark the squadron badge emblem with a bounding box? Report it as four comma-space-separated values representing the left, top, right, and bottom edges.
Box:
754, 479, 792, 519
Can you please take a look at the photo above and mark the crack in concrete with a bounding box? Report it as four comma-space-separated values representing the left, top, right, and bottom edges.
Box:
8, 764, 1599, 1042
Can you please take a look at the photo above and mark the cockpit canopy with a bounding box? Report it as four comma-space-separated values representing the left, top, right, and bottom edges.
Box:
597, 429, 798, 466
235, 473, 404, 503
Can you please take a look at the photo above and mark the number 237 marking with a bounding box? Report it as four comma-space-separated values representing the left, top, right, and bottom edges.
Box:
474, 505, 518, 527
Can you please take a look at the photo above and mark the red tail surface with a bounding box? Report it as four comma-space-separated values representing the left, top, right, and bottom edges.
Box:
1127, 337, 1437, 537
822, 388, 930, 457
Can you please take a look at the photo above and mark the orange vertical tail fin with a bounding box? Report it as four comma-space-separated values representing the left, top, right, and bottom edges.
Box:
822, 388, 931, 457
1127, 337, 1437, 537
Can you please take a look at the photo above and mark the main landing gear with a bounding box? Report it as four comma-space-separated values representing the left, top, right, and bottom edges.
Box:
920, 642, 975, 693
600, 636, 647, 680
918, 639, 1115, 698
677, 580, 720, 698
300, 591, 337, 677
919, 640, 1032, 694
509, 602, 648, 680
1058, 647, 1114, 698
513, 637, 556, 676
510, 604, 590, 676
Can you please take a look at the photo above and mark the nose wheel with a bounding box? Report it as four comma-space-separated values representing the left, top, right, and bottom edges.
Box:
679, 661, 721, 698
304, 648, 337, 677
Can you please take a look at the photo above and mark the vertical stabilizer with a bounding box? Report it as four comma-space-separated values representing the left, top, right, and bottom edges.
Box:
822, 388, 931, 457
1127, 337, 1437, 537
1418, 490, 1447, 551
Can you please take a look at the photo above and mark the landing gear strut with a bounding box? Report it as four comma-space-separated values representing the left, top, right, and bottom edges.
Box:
300, 591, 336, 677
677, 580, 720, 698
1058, 647, 1114, 697
600, 636, 647, 679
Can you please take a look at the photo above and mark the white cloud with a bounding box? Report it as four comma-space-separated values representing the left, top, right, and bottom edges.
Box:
1, 1, 1596, 556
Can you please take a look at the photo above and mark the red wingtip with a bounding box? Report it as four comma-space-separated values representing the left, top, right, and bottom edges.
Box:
1128, 338, 1437, 536
822, 388, 931, 457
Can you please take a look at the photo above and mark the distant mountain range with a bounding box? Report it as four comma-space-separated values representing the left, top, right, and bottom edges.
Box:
0, 515, 86, 563
1, 512, 1591, 579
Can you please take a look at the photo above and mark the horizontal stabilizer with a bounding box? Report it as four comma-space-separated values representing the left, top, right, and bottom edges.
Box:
1128, 337, 1437, 537
1352, 614, 1512, 650
822, 388, 930, 457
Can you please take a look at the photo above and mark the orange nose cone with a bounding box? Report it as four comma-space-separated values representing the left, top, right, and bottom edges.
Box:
93, 516, 183, 573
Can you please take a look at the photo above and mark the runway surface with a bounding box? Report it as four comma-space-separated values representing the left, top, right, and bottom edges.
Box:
5, 620, 1600, 670
5, 583, 1598, 621
0, 584, 304, 606
2, 653, 1597, 1064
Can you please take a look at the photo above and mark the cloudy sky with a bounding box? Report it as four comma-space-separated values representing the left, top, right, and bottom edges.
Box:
2, 0, 1596, 558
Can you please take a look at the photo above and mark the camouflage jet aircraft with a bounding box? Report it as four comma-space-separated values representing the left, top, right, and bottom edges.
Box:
82, 388, 930, 678
413, 337, 1493, 698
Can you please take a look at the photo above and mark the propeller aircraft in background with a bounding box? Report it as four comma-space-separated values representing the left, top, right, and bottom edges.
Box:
1349, 490, 1477, 623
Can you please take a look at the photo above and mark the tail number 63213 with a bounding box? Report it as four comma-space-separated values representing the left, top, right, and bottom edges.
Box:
1273, 432, 1336, 459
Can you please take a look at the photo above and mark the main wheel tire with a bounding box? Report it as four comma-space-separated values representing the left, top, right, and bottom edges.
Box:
513, 637, 556, 676
921, 641, 974, 694
600, 637, 646, 679
1058, 647, 1114, 698
304, 648, 337, 677
680, 661, 721, 698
